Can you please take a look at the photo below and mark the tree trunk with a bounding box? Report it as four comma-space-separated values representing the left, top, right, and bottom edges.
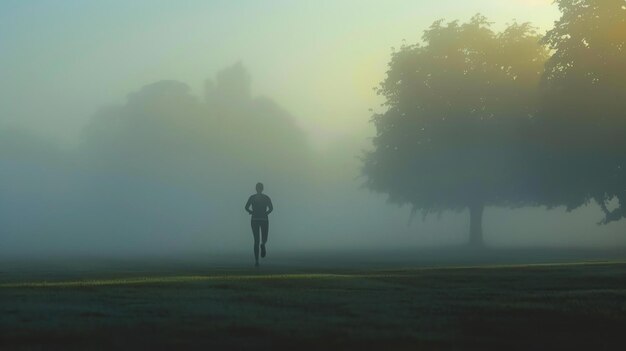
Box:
469, 202, 484, 247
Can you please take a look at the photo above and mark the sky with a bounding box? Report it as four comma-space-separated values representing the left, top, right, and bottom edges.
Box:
0, 0, 559, 148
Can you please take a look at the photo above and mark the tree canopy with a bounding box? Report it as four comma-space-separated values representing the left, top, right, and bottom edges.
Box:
364, 16, 549, 245
537, 0, 626, 224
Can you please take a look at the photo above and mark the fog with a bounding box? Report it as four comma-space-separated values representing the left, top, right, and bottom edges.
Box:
1, 1, 625, 259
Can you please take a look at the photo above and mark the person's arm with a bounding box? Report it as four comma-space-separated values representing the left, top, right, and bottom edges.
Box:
266, 196, 273, 215
245, 196, 253, 215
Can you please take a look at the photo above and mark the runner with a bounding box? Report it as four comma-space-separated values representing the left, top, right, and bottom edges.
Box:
244, 182, 273, 267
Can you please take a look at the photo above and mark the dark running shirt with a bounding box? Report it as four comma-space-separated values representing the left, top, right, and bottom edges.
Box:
245, 194, 273, 221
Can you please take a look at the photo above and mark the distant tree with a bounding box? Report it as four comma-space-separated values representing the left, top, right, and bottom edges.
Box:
538, 0, 626, 224
204, 63, 312, 183
82, 64, 312, 185
76, 64, 314, 248
82, 80, 211, 180
363, 16, 549, 246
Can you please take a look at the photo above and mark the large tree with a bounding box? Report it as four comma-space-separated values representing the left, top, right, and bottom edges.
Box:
363, 16, 549, 246
537, 0, 626, 224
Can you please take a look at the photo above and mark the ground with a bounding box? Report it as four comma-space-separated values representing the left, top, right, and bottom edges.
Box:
1, 250, 626, 350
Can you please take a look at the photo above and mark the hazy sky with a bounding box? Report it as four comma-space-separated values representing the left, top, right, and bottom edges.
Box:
1, 0, 559, 147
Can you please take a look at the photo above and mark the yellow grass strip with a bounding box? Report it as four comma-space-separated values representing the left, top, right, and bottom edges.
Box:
2, 260, 624, 289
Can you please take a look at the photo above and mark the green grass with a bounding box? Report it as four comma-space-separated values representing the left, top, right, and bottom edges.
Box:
2, 261, 626, 350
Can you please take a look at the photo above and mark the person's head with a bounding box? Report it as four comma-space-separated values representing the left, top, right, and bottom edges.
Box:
255, 182, 264, 194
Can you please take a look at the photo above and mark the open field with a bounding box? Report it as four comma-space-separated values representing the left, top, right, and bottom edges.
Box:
1, 251, 626, 350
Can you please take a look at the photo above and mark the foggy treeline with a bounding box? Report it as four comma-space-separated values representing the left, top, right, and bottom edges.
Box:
1, 0, 626, 257
1, 63, 423, 257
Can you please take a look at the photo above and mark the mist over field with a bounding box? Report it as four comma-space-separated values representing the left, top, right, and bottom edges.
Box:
1, 0, 625, 259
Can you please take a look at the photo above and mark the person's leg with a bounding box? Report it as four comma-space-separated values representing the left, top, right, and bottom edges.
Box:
261, 221, 269, 245
260, 221, 269, 258
251, 221, 260, 265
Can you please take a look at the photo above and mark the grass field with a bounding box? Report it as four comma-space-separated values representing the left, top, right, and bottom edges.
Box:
1, 254, 626, 350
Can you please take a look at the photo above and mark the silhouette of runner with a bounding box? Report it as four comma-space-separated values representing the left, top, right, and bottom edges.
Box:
245, 182, 273, 267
